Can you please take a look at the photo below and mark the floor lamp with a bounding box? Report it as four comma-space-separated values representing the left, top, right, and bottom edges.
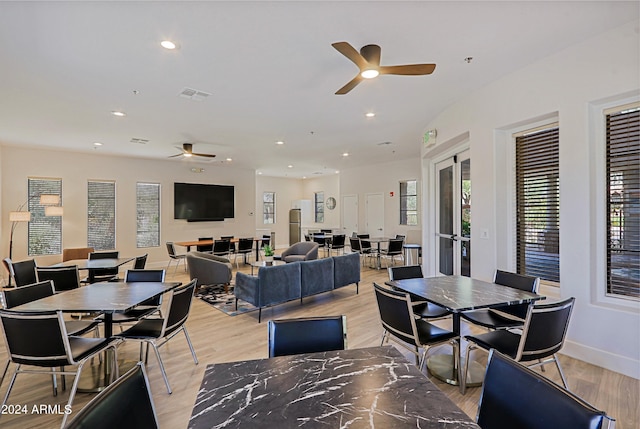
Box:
6, 194, 62, 287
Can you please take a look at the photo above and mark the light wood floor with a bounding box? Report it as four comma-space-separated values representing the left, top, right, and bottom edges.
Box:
0, 261, 638, 429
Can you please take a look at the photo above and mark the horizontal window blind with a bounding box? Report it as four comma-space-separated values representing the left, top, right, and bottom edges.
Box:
88, 181, 116, 250
400, 180, 418, 226
28, 178, 62, 256
515, 127, 560, 283
263, 192, 275, 224
137, 183, 160, 248
606, 107, 640, 299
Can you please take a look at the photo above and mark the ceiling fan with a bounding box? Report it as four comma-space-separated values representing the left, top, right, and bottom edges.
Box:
169, 143, 216, 159
332, 42, 436, 95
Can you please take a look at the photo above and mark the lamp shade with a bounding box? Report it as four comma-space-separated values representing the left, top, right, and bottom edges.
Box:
9, 211, 31, 222
39, 194, 61, 205
44, 206, 64, 217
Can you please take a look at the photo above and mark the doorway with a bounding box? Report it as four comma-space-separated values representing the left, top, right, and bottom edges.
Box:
435, 149, 471, 276
365, 193, 384, 237
341, 194, 358, 236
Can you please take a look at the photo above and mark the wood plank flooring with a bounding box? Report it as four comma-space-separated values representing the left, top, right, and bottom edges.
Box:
0, 261, 638, 428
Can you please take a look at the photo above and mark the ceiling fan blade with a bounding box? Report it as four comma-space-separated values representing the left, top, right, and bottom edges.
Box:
168, 153, 184, 158
335, 74, 364, 95
192, 153, 217, 158
332, 42, 368, 70
379, 64, 436, 75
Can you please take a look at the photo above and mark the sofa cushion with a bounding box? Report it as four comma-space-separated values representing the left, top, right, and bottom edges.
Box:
258, 262, 302, 307
300, 257, 334, 297
333, 252, 361, 290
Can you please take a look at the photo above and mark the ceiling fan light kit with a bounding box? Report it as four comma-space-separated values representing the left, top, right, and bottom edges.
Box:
332, 41, 436, 95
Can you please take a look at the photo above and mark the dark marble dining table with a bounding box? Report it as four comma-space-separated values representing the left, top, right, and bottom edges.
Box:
386, 275, 545, 392
188, 346, 480, 429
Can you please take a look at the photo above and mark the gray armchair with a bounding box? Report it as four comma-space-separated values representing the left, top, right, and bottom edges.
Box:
280, 242, 319, 263
186, 251, 232, 292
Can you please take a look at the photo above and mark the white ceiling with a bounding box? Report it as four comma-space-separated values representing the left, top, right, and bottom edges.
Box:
0, 1, 637, 178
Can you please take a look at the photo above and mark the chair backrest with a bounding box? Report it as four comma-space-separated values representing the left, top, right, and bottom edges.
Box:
261, 235, 271, 247
213, 239, 231, 255
36, 266, 81, 292
386, 238, 404, 254
63, 362, 159, 429
373, 283, 419, 347
89, 251, 119, 260
88, 251, 120, 278
320, 229, 332, 233
166, 242, 177, 257
0, 309, 71, 367
388, 265, 423, 281
359, 238, 372, 251
197, 237, 213, 252
349, 237, 361, 252
267, 315, 347, 358
238, 238, 254, 252
3, 280, 54, 309
516, 297, 575, 363
478, 349, 613, 429
161, 280, 197, 338
133, 254, 148, 270
491, 270, 540, 319
395, 234, 406, 240
357, 234, 370, 239
62, 247, 94, 262
10, 259, 38, 287
331, 234, 345, 248
125, 269, 166, 283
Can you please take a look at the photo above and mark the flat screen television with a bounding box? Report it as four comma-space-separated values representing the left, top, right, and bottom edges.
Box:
174, 182, 234, 222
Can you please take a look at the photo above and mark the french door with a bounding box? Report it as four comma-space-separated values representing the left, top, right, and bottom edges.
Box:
435, 149, 471, 277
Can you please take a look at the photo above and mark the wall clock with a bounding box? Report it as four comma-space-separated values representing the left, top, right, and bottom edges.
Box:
326, 197, 336, 210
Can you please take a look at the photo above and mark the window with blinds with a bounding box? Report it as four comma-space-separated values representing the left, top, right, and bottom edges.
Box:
515, 126, 560, 283
400, 180, 418, 226
263, 191, 275, 224
28, 178, 62, 256
606, 105, 639, 299
137, 183, 160, 248
315, 192, 324, 223
88, 181, 116, 250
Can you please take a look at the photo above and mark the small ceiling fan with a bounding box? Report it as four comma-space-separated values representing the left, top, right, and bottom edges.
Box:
169, 143, 216, 159
332, 41, 436, 95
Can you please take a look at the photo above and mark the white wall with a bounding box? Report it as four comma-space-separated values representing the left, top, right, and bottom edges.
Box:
340, 158, 422, 239
301, 174, 340, 232
1, 146, 256, 270
421, 21, 640, 378
254, 175, 303, 248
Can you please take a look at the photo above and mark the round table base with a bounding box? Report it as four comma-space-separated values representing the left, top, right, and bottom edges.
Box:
76, 357, 137, 393
427, 354, 484, 387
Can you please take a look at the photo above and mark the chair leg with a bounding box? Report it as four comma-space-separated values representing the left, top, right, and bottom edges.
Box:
51, 367, 58, 396
1, 365, 20, 408
553, 355, 569, 389
183, 327, 199, 365
59, 363, 85, 429
461, 342, 474, 395
0, 360, 10, 389
150, 342, 172, 394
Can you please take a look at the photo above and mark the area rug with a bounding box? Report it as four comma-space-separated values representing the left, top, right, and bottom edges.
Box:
196, 286, 258, 316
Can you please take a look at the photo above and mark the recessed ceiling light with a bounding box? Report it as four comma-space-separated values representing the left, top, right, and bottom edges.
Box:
111, 111, 126, 117
342, 152, 349, 157
161, 40, 177, 50
287, 165, 293, 168
258, 172, 263, 175
302, 176, 307, 179
335, 170, 340, 174
276, 141, 284, 145
93, 142, 103, 146
360, 69, 379, 79
365, 112, 375, 118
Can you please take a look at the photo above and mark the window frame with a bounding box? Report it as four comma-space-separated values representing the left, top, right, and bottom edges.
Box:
263, 191, 276, 224
136, 182, 161, 249
27, 177, 62, 256
399, 179, 419, 226
314, 191, 324, 223
87, 180, 116, 251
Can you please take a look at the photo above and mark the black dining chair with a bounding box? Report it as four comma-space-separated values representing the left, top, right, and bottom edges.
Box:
462, 297, 576, 394
221, 235, 236, 255
213, 239, 232, 259
88, 251, 120, 283
373, 283, 458, 371
5, 258, 38, 287
115, 280, 198, 394
267, 316, 347, 358
166, 242, 187, 274
196, 237, 213, 253
0, 309, 120, 428
380, 238, 404, 267
133, 254, 148, 270
63, 362, 159, 429
234, 238, 254, 268
461, 270, 540, 331
387, 265, 451, 320
329, 234, 346, 256
0, 280, 101, 395
477, 349, 615, 429
36, 266, 82, 292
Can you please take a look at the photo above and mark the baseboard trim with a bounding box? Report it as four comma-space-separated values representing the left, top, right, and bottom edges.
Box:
562, 339, 640, 380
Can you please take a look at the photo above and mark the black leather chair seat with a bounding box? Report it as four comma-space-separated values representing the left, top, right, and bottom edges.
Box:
96, 308, 158, 324
70, 337, 117, 361
118, 319, 163, 339
465, 330, 521, 359
65, 320, 100, 336
461, 309, 524, 329
413, 301, 451, 319
415, 319, 458, 345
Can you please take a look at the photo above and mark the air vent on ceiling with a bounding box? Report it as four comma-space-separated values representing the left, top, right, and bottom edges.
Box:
179, 87, 211, 101
313, 172, 323, 175
377, 141, 392, 146
130, 138, 149, 144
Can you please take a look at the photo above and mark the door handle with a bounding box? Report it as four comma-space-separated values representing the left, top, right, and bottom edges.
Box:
450, 234, 459, 241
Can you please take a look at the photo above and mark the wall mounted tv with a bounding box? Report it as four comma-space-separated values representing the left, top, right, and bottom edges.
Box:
174, 182, 234, 222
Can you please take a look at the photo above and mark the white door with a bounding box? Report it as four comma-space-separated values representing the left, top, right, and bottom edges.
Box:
342, 194, 358, 236
435, 149, 471, 276
365, 193, 385, 237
